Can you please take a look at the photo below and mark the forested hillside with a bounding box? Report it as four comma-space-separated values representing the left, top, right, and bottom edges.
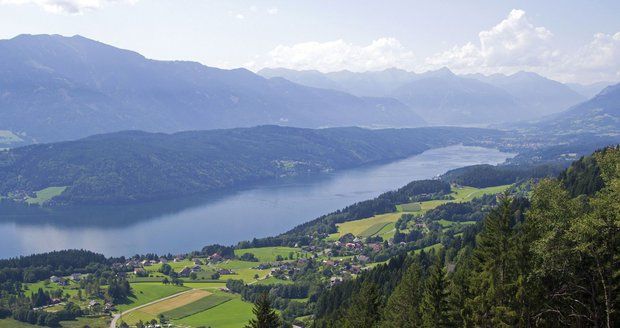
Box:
312, 146, 619, 327
0, 125, 502, 205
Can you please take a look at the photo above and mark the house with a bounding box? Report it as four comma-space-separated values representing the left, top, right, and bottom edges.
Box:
89, 300, 100, 307
49, 276, 60, 283
179, 267, 191, 277
159, 257, 168, 264
208, 253, 223, 262
368, 243, 383, 252
133, 268, 146, 275
190, 265, 202, 273
193, 258, 203, 265
70, 273, 82, 281
217, 268, 233, 275
357, 255, 370, 264
141, 260, 152, 266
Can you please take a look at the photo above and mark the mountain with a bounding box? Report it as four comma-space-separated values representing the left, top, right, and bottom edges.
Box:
566, 81, 614, 98
536, 83, 620, 135
0, 125, 503, 205
258, 67, 418, 97
390, 71, 523, 125
260, 67, 587, 125
0, 34, 424, 143
466, 71, 585, 117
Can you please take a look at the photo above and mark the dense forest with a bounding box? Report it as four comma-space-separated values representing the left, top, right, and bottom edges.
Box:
0, 125, 502, 205
311, 146, 619, 327
440, 163, 563, 188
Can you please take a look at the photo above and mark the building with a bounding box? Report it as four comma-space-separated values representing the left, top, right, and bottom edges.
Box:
179, 267, 191, 277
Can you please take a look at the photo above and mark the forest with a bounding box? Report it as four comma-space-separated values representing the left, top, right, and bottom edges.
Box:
311, 146, 619, 327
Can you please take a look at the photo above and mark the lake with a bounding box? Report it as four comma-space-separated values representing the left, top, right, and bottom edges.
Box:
0, 145, 513, 258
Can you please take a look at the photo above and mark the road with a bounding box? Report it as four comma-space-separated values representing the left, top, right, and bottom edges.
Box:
109, 289, 196, 328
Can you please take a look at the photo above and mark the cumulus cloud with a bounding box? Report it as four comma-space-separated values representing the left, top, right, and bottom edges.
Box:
425, 9, 557, 73
0, 0, 136, 14
562, 32, 620, 82
266, 7, 278, 15
263, 37, 415, 72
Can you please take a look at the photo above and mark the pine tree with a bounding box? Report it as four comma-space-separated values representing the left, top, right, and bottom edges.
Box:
420, 256, 449, 328
245, 293, 281, 328
380, 263, 423, 328
468, 194, 519, 326
342, 281, 381, 328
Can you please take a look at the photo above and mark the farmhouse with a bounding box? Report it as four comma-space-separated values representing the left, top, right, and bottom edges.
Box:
208, 253, 223, 262
49, 276, 60, 283
69, 273, 82, 281
179, 266, 191, 277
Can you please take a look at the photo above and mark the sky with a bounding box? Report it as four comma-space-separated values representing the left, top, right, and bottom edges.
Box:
0, 0, 619, 84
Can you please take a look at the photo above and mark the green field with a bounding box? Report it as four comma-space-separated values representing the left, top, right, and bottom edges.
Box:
437, 219, 477, 228
330, 212, 402, 239
413, 243, 443, 254
398, 202, 422, 212
175, 295, 254, 328
25, 186, 67, 205
360, 222, 392, 237
163, 293, 232, 319
234, 246, 301, 262
116, 282, 189, 311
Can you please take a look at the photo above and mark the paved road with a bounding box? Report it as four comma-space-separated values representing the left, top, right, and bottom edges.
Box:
109, 289, 195, 328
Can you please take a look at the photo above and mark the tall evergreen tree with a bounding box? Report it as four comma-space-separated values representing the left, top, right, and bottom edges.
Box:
342, 281, 381, 328
468, 194, 519, 326
420, 256, 449, 328
380, 262, 423, 328
245, 292, 281, 328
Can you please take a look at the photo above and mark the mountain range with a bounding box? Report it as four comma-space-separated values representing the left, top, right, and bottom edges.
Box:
259, 67, 587, 125
534, 82, 620, 135
0, 34, 424, 143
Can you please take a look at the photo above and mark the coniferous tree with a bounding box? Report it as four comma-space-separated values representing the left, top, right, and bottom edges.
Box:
342, 281, 381, 328
380, 262, 423, 327
468, 194, 518, 326
420, 256, 449, 328
245, 292, 281, 328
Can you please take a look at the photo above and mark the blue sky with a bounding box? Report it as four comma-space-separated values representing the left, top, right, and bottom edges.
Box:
0, 0, 619, 83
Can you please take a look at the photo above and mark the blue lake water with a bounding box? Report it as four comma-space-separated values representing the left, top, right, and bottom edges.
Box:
0, 145, 513, 258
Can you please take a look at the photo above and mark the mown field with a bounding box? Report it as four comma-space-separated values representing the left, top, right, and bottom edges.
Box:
175, 294, 254, 328
25, 186, 67, 205
116, 283, 189, 312
234, 246, 301, 262
163, 294, 232, 319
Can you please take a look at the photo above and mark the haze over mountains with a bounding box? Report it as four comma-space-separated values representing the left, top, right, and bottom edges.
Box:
260, 67, 589, 125
534, 82, 620, 135
0, 34, 424, 143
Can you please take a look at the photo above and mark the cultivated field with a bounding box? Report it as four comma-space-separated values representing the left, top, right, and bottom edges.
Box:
163, 293, 232, 319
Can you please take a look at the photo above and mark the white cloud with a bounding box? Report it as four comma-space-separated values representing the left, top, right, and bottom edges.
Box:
235, 13, 245, 20
561, 32, 620, 82
0, 0, 137, 14
263, 37, 415, 72
266, 7, 278, 15
425, 9, 557, 73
